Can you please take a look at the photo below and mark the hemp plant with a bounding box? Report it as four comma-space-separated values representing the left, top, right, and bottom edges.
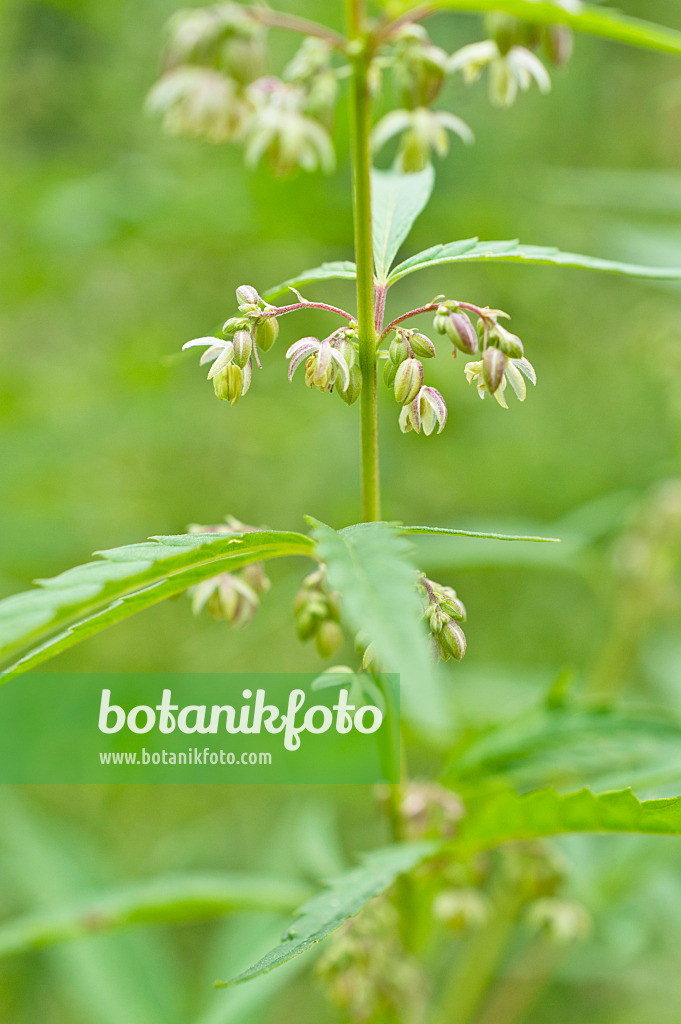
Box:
3, 2, 681, 1022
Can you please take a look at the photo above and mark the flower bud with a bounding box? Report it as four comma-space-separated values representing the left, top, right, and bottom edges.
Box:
389, 338, 410, 365
438, 619, 467, 661
445, 312, 478, 354
337, 363, 362, 406
254, 315, 279, 352
233, 330, 253, 368
213, 362, 244, 404
410, 332, 437, 359
236, 284, 260, 308
394, 358, 424, 405
485, 12, 523, 55
497, 327, 523, 359
222, 316, 248, 335
433, 306, 450, 335
543, 24, 573, 68
315, 619, 343, 659
483, 347, 506, 393
384, 359, 397, 388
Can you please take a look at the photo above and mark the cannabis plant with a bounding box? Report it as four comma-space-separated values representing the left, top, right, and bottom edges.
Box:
3, 2, 681, 1022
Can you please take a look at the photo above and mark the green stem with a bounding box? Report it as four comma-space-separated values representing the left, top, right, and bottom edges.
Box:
346, 0, 381, 523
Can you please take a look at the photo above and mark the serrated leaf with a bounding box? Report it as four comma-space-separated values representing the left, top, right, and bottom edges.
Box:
0, 531, 315, 683
385, 1, 681, 56
262, 262, 357, 302
310, 519, 444, 736
218, 842, 434, 987
400, 524, 560, 543
447, 707, 681, 793
388, 238, 681, 285
0, 873, 312, 959
456, 786, 681, 852
372, 165, 435, 282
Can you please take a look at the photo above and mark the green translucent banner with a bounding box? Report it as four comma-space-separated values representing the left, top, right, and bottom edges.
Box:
0, 672, 400, 783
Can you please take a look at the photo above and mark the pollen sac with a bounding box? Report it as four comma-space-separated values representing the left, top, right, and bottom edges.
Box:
483, 347, 506, 393
394, 358, 424, 405
253, 315, 279, 352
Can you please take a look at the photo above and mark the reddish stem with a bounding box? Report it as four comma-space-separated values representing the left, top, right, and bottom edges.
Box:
264, 301, 356, 322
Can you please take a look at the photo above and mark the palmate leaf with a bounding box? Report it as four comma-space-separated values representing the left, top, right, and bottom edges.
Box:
456, 785, 681, 852
372, 165, 435, 282
310, 519, 443, 735
262, 261, 357, 303
0, 531, 315, 684
383, 0, 681, 56
218, 842, 435, 988
387, 238, 681, 285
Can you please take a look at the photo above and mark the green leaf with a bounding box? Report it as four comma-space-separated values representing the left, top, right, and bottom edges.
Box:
309, 519, 444, 736
0, 873, 312, 959
218, 842, 435, 987
0, 531, 316, 683
388, 238, 681, 285
400, 524, 560, 543
456, 786, 681, 852
262, 261, 357, 302
372, 165, 435, 282
447, 707, 681, 793
385, 1, 681, 56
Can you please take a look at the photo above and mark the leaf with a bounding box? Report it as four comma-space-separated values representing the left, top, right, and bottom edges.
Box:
400, 524, 560, 543
385, 1, 681, 56
0, 873, 312, 959
0, 531, 315, 683
262, 261, 357, 302
446, 707, 681, 793
310, 519, 444, 736
217, 842, 435, 987
372, 165, 435, 282
387, 238, 681, 285
456, 786, 681, 852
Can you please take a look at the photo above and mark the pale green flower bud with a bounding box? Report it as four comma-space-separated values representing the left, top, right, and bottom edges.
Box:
497, 327, 524, 359
543, 24, 574, 68
337, 363, 362, 406
222, 316, 249, 335
233, 329, 253, 368
526, 899, 592, 945
445, 312, 478, 354
410, 332, 437, 359
394, 358, 423, 405
434, 305, 451, 335
254, 315, 279, 352
236, 285, 260, 308
483, 347, 506, 393
213, 362, 244, 403
389, 338, 410, 365
438, 619, 467, 661
315, 619, 343, 659
384, 359, 397, 388
485, 13, 523, 55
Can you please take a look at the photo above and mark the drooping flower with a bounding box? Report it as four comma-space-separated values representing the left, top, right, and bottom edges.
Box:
449, 40, 551, 107
399, 386, 448, 435
464, 355, 536, 408
286, 336, 351, 392
372, 106, 473, 172
145, 67, 250, 143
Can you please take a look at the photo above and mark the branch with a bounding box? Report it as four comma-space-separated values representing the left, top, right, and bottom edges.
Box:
266, 300, 356, 322
246, 7, 348, 50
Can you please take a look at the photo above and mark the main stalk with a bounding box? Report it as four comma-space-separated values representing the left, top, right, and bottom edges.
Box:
346, 0, 381, 523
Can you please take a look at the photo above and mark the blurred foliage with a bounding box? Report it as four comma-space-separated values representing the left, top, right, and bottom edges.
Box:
2, 1, 681, 1022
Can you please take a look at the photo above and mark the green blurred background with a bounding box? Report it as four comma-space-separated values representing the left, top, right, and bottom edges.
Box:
2, 1, 681, 1021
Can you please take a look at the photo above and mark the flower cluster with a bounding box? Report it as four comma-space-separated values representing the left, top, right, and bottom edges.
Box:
419, 575, 468, 662
146, 4, 339, 175
294, 567, 344, 659
382, 329, 447, 435
187, 517, 270, 626
286, 328, 361, 405
449, 11, 573, 108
